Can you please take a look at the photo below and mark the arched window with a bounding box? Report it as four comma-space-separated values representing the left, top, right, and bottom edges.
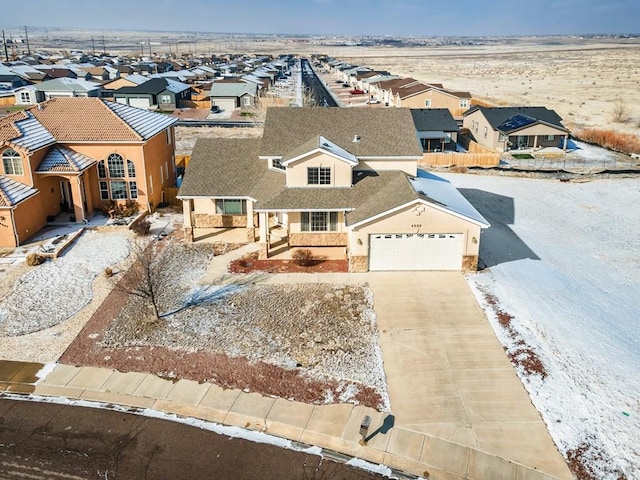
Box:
127, 159, 136, 178
107, 153, 124, 178
99, 153, 138, 201
2, 149, 23, 176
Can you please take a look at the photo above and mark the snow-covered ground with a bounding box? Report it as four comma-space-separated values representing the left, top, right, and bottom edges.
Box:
440, 172, 640, 479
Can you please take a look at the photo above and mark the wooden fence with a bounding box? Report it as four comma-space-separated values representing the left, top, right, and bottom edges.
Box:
420, 138, 500, 168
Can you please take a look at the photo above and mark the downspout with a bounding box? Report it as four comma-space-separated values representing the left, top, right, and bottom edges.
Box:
10, 208, 19, 247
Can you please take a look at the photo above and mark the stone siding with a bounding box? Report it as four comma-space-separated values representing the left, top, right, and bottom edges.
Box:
349, 255, 369, 273
462, 255, 479, 272
288, 233, 348, 247
192, 214, 256, 228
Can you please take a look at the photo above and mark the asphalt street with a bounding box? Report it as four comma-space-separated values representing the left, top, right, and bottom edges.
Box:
0, 398, 384, 480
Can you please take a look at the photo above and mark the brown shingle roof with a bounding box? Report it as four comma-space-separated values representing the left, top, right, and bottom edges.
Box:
178, 137, 284, 202
27, 97, 142, 142
260, 107, 422, 158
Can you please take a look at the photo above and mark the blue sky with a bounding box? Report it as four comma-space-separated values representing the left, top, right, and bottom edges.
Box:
2, 0, 638, 36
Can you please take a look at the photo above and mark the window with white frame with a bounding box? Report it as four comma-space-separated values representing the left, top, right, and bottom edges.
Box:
166, 128, 172, 145
307, 167, 331, 185
459, 99, 469, 108
544, 134, 555, 141
97, 153, 137, 200
2, 148, 23, 175
424, 99, 431, 107
215, 199, 246, 215
160, 94, 171, 104
483, 126, 488, 138
99, 181, 109, 200
301, 212, 338, 232
19, 91, 30, 103
243, 96, 251, 106
498, 132, 507, 142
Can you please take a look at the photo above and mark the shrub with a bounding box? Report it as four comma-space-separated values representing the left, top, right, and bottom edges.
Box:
131, 218, 151, 236
104, 267, 114, 277
26, 253, 44, 266
105, 200, 140, 219
573, 129, 640, 155
292, 248, 314, 267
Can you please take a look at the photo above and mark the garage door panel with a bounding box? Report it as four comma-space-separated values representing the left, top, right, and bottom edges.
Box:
369, 233, 463, 271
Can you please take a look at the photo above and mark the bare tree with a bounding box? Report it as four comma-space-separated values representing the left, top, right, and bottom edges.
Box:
612, 97, 629, 123
112, 240, 168, 321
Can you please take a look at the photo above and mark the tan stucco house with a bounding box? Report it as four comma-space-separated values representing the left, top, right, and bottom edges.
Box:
463, 106, 570, 152
0, 97, 177, 248
178, 107, 489, 272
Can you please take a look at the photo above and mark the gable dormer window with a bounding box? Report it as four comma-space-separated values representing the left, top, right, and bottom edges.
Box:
271, 158, 285, 171
307, 167, 331, 185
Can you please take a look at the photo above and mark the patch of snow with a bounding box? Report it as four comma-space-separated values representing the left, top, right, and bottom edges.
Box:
34, 363, 57, 383
0, 230, 130, 336
441, 172, 640, 479
345, 458, 392, 477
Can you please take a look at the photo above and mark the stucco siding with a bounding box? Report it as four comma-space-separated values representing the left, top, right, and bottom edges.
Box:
285, 151, 353, 188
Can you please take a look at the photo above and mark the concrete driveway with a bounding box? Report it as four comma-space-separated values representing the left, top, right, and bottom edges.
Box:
366, 271, 573, 479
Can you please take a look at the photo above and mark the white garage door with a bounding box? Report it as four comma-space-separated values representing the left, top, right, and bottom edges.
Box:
369, 233, 464, 271
129, 97, 151, 109
212, 98, 236, 112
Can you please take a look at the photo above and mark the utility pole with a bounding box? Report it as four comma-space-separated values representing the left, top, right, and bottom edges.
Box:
148, 37, 151, 57
24, 26, 30, 55
92, 36, 96, 56
2, 30, 8, 62
102, 35, 106, 55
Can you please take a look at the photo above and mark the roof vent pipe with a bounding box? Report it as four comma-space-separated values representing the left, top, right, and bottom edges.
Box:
353, 135, 361, 143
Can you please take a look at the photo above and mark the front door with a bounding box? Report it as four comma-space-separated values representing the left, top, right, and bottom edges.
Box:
60, 180, 73, 212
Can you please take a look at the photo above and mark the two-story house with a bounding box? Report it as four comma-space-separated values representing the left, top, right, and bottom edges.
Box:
0, 97, 177, 248
178, 108, 489, 272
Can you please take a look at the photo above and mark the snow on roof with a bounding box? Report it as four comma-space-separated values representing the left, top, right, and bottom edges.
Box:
9, 111, 56, 151
105, 100, 177, 140
36, 146, 96, 173
34, 77, 101, 93
410, 170, 490, 227
0, 175, 38, 207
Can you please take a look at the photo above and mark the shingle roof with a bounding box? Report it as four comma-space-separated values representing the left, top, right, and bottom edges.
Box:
260, 108, 422, 158
115, 77, 189, 95
464, 106, 568, 132
411, 109, 459, 132
178, 138, 284, 201
33, 77, 101, 93
36, 146, 96, 173
208, 82, 257, 98
0, 176, 38, 207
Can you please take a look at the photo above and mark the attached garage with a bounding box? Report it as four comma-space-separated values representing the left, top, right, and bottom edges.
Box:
211, 98, 236, 112
128, 97, 151, 109
369, 233, 464, 271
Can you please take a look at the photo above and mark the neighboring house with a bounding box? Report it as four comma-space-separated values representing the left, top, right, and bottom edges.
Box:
208, 81, 258, 111
411, 109, 460, 152
463, 106, 570, 152
14, 78, 102, 104
102, 73, 148, 92
370, 77, 421, 106
113, 77, 192, 109
81, 65, 120, 81
0, 97, 177, 248
0, 74, 29, 89
402, 86, 471, 117
178, 108, 489, 272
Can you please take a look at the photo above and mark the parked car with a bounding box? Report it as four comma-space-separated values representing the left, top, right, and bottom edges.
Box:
366, 98, 381, 104
350, 89, 365, 95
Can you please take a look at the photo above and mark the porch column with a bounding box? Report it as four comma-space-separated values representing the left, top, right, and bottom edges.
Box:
69, 176, 85, 223
182, 199, 193, 242
563, 134, 568, 151
246, 200, 254, 228
258, 211, 269, 259
534, 135, 538, 148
